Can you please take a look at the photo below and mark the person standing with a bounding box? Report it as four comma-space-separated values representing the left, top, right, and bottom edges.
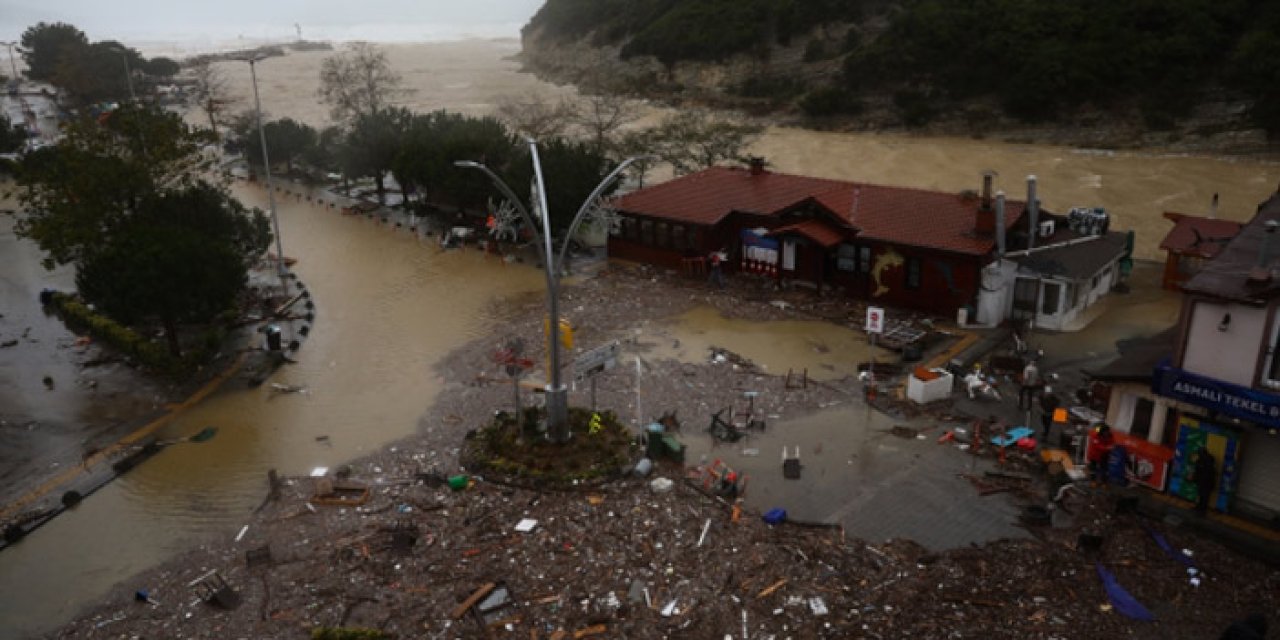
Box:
708, 249, 726, 289
1087, 424, 1115, 485
1193, 447, 1218, 514
1019, 359, 1041, 410
1039, 390, 1061, 440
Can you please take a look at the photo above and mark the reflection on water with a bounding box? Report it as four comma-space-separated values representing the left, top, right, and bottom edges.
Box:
0, 184, 543, 638
639, 306, 891, 381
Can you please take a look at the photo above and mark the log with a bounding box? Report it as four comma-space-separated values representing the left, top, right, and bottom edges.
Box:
573, 625, 608, 638
756, 579, 788, 599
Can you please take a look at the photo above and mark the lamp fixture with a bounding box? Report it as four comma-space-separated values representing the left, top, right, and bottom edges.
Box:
1218, 313, 1232, 332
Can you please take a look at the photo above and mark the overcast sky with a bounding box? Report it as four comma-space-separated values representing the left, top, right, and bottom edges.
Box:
1, 0, 546, 43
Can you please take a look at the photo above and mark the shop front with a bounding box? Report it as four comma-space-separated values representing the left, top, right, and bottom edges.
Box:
1153, 360, 1280, 516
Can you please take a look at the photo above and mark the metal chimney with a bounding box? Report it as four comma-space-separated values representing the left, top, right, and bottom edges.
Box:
995, 191, 1007, 258
981, 170, 995, 210
1026, 175, 1039, 251
1209, 192, 1219, 220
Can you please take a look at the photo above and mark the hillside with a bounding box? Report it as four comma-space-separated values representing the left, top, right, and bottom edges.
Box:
521, 0, 1280, 152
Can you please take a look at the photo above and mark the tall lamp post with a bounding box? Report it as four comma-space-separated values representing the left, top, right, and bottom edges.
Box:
456, 143, 649, 443
242, 54, 289, 295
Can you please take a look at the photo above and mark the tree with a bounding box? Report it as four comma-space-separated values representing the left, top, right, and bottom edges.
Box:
143, 57, 180, 79
51, 41, 140, 104
572, 92, 640, 157
188, 59, 233, 138
75, 184, 270, 355
391, 111, 519, 211
495, 92, 577, 141
339, 107, 412, 203
645, 111, 761, 174
502, 138, 613, 234
317, 42, 407, 125
245, 118, 316, 174
13, 106, 267, 355
0, 114, 26, 154
19, 22, 88, 82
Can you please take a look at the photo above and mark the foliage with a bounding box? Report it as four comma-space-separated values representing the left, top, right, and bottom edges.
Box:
799, 85, 863, 118
245, 117, 317, 173
0, 114, 26, 153
19, 22, 89, 81
502, 138, 614, 234
50, 293, 228, 377
338, 107, 412, 203
1227, 7, 1280, 137
14, 106, 267, 357
142, 56, 180, 78
494, 93, 576, 141
464, 407, 634, 486
391, 110, 518, 211
317, 42, 407, 125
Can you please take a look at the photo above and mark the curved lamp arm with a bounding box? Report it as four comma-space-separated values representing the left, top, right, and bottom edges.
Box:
555, 155, 654, 275
452, 160, 544, 250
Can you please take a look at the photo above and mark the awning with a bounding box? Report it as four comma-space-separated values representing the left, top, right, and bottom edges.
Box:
766, 220, 846, 248
1152, 358, 1280, 429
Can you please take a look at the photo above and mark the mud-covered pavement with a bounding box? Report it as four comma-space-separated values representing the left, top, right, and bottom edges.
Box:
49, 263, 1280, 638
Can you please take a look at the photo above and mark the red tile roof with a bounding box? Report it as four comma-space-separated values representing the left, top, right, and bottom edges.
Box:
1159, 212, 1243, 258
614, 166, 1024, 256
768, 220, 846, 248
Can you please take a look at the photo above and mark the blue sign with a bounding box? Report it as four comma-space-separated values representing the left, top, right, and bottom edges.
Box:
1153, 359, 1280, 429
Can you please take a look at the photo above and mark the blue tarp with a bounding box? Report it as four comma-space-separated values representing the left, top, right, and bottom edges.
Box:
1095, 563, 1156, 621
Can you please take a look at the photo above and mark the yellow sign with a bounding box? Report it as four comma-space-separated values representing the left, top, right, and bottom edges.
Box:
588, 413, 604, 435
543, 316, 574, 350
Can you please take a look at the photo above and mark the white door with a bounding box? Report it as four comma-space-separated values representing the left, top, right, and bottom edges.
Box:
1238, 429, 1280, 515
782, 240, 796, 271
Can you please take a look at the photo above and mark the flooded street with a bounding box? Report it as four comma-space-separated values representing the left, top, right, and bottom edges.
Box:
0, 186, 543, 638
1, 38, 1277, 637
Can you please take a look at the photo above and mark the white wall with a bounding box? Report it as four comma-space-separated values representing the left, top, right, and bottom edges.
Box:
975, 260, 1018, 326
1182, 300, 1267, 387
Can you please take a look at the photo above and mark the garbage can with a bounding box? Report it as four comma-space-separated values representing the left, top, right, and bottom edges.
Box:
265, 325, 283, 351
645, 423, 665, 459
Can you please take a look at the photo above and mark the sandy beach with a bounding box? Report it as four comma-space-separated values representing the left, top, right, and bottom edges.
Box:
204, 38, 1280, 261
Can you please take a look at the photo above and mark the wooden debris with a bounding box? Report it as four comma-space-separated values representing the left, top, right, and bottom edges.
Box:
450, 582, 496, 619
757, 578, 788, 599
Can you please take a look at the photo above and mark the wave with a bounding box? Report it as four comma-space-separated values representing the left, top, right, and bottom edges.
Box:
115, 21, 525, 57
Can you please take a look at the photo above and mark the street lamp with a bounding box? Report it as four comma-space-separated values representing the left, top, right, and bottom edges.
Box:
242, 54, 289, 296
455, 143, 650, 443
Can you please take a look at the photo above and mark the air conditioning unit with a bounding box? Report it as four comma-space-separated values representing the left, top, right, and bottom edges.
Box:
1039, 220, 1055, 238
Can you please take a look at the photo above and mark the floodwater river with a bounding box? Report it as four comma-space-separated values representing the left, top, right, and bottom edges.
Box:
3, 39, 1280, 637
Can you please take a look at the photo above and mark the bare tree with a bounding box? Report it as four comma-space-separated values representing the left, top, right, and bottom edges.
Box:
317, 42, 407, 125
188, 59, 232, 139
495, 92, 578, 141
647, 111, 762, 175
572, 92, 641, 157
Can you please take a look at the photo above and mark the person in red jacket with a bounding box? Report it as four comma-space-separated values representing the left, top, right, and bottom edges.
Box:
1087, 423, 1115, 484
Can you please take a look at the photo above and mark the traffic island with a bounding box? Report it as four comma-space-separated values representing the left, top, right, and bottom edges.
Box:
461, 407, 638, 488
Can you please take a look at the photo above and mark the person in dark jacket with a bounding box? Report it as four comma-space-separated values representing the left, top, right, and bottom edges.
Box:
1192, 447, 1218, 513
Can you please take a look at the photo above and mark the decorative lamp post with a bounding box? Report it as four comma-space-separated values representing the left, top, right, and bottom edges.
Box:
456, 143, 649, 442
242, 54, 289, 295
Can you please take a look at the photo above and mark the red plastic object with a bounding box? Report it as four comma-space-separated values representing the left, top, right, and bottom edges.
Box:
1016, 437, 1037, 451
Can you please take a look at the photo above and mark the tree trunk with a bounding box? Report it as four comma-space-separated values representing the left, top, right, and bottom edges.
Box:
163, 314, 182, 357
375, 172, 386, 204
205, 102, 219, 141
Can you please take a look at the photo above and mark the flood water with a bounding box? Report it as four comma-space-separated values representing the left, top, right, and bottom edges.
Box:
0, 184, 544, 638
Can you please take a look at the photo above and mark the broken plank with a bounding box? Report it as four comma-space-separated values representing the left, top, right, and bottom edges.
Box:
450, 582, 496, 619
756, 578, 788, 599
549, 631, 567, 640
573, 625, 608, 638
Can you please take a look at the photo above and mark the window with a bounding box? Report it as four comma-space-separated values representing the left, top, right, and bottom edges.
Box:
621, 217, 637, 239
1131, 397, 1154, 439
656, 222, 670, 248
1013, 277, 1038, 318
1161, 410, 1180, 447
1265, 318, 1280, 388
905, 257, 921, 289
859, 246, 872, 273
836, 244, 857, 272
673, 224, 688, 250
688, 227, 701, 249
640, 220, 654, 246
1041, 281, 1061, 315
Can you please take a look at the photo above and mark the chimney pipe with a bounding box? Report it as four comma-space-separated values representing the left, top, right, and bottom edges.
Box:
1026, 175, 1038, 251
981, 170, 995, 210
995, 191, 1007, 258
1249, 219, 1279, 282
1209, 192, 1219, 220
748, 156, 766, 176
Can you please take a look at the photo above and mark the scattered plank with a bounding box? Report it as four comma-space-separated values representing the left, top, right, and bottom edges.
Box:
450, 582, 496, 619
757, 578, 788, 599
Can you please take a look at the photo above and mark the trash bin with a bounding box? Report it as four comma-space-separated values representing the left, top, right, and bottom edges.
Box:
265, 325, 282, 351
645, 423, 665, 459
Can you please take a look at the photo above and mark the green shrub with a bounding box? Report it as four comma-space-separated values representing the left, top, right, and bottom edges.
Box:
800, 86, 863, 117
310, 628, 390, 640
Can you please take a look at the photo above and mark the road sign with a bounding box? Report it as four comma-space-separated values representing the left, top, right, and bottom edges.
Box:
866, 306, 885, 334
573, 340, 620, 381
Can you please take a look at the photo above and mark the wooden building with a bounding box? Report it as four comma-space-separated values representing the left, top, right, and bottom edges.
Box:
1158, 211, 1242, 291
608, 162, 1025, 315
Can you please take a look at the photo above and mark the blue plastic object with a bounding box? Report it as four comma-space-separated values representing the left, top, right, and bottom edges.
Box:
763, 508, 787, 525
991, 426, 1034, 447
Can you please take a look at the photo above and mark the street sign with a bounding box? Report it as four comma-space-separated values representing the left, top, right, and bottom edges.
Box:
573, 340, 620, 381
866, 306, 885, 334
